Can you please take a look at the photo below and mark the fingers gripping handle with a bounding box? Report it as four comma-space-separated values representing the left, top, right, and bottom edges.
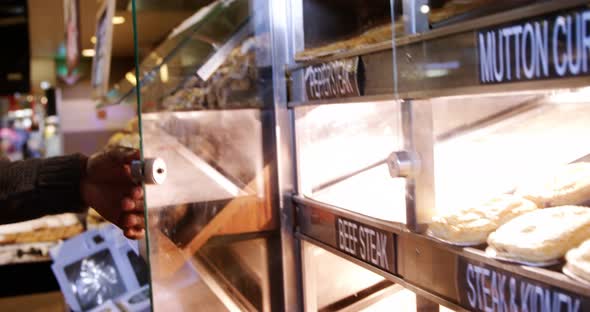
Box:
131, 158, 167, 185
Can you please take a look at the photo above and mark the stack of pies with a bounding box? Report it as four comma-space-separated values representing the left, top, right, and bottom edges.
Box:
565, 239, 590, 283
516, 162, 590, 207
295, 23, 399, 61
428, 195, 537, 245
487, 206, 590, 263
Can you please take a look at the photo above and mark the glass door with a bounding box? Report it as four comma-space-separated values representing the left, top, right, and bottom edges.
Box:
130, 0, 282, 310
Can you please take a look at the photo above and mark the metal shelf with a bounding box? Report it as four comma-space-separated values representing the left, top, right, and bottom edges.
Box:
294, 195, 590, 311
287, 0, 590, 105
297, 234, 468, 312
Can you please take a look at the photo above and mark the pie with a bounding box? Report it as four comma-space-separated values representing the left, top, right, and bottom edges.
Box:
516, 162, 590, 207
565, 239, 590, 283
428, 195, 537, 245
487, 206, 590, 263
0, 214, 83, 244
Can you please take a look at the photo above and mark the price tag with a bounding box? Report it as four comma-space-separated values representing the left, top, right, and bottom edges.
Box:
335, 217, 395, 273
304, 57, 362, 100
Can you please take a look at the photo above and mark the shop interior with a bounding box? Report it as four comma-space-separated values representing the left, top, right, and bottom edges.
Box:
1, 0, 590, 311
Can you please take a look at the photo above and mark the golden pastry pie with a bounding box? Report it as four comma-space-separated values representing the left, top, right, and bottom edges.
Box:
0, 214, 83, 244
107, 132, 140, 149
487, 206, 590, 263
516, 162, 590, 207
565, 239, 590, 283
428, 195, 537, 245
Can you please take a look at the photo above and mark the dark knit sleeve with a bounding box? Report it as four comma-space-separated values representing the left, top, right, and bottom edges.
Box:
0, 154, 87, 224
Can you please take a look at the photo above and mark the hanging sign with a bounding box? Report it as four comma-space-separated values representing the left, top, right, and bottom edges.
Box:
304, 57, 361, 100
478, 7, 590, 84
64, 0, 80, 76
335, 217, 395, 273
91, 0, 116, 99
457, 257, 590, 312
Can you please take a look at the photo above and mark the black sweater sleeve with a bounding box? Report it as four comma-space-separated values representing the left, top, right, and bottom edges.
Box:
0, 154, 88, 224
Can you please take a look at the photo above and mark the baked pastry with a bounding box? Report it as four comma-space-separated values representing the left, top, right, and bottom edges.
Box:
428, 195, 537, 244
0, 214, 83, 244
107, 132, 140, 149
565, 239, 590, 283
125, 117, 139, 133
516, 162, 590, 207
487, 206, 590, 263
295, 23, 399, 61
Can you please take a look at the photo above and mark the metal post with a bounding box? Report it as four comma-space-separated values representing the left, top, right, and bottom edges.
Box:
268, 0, 305, 310
400, 100, 435, 232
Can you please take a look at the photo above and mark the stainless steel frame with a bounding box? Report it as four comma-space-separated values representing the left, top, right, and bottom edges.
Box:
269, 0, 304, 310
271, 1, 590, 312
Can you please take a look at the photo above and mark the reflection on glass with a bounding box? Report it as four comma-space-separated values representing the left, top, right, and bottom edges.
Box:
134, 0, 277, 310
295, 101, 406, 222
430, 88, 590, 216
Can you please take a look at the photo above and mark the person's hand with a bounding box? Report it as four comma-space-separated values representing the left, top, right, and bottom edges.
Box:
80, 147, 145, 239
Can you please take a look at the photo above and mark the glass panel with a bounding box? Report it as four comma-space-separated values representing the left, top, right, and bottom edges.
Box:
131, 0, 278, 310
290, 1, 406, 223
295, 101, 406, 222
392, 1, 590, 236
295, 0, 399, 61
301, 240, 456, 311
428, 88, 590, 216
401, 0, 538, 34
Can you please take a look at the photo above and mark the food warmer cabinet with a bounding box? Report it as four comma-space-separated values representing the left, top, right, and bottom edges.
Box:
280, 0, 590, 311
103, 0, 590, 311
102, 0, 292, 310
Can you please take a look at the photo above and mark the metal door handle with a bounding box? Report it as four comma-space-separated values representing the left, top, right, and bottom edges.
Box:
387, 151, 419, 179
131, 158, 167, 185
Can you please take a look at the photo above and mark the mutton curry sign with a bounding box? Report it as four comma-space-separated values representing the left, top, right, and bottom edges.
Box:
478, 7, 590, 84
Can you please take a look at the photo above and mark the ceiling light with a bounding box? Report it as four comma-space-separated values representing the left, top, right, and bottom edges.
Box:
112, 16, 125, 25
420, 4, 430, 14
125, 72, 137, 86
160, 64, 169, 83
91, 36, 97, 44
40, 81, 51, 90
82, 49, 95, 57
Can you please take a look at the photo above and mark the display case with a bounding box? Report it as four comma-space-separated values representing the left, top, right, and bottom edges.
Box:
280, 0, 590, 311
108, 0, 288, 311
104, 0, 590, 311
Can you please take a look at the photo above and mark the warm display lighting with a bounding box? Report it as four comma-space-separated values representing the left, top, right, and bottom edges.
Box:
112, 16, 125, 25
82, 49, 95, 57
125, 72, 137, 86
91, 36, 97, 44
160, 64, 169, 83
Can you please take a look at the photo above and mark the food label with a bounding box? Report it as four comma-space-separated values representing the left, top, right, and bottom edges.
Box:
478, 7, 590, 84
335, 217, 395, 273
304, 57, 361, 100
457, 257, 590, 312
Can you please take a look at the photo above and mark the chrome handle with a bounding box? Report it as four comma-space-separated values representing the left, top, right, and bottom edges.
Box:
131, 158, 167, 185
387, 151, 419, 179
